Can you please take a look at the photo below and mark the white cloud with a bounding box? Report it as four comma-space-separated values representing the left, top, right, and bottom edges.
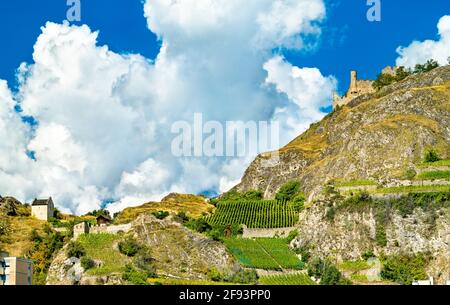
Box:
264, 55, 336, 138
0, 0, 335, 215
396, 15, 450, 68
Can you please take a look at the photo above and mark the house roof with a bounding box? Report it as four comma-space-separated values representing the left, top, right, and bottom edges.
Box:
32, 198, 51, 206
96, 215, 112, 221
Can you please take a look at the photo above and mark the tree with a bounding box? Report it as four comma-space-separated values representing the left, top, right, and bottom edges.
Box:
118, 237, 141, 257
275, 181, 301, 201
423, 149, 440, 163
291, 193, 306, 212
85, 209, 111, 219
243, 190, 263, 200
373, 73, 396, 90
448, 57, 450, 65
414, 59, 439, 74
372, 67, 412, 91
66, 241, 86, 258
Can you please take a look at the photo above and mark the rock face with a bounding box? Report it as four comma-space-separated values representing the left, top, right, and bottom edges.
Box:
291, 201, 450, 284
132, 214, 237, 280
234, 66, 450, 199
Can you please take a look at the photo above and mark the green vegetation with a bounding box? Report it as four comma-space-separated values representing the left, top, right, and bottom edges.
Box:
373, 185, 450, 194
373, 66, 411, 90
419, 159, 450, 167
259, 273, 316, 285
152, 211, 170, 220
338, 260, 370, 272
373, 60, 440, 91
380, 254, 429, 285
223, 238, 303, 270
77, 233, 130, 275
307, 258, 351, 285
403, 168, 417, 180
423, 148, 441, 163
84, 209, 111, 219
414, 59, 439, 74
66, 241, 86, 258
206, 200, 298, 229
27, 226, 65, 285
118, 236, 142, 257
417, 170, 450, 180
80, 257, 95, 270
114, 193, 214, 224
335, 180, 377, 187
207, 267, 258, 284
213, 190, 263, 203
122, 263, 151, 285
275, 181, 301, 201
291, 194, 306, 212
336, 191, 450, 217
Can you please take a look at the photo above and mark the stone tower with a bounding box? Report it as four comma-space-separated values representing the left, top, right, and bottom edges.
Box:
349, 71, 358, 94
332, 70, 375, 110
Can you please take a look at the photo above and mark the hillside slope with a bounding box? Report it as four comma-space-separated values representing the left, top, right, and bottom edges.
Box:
235, 66, 450, 199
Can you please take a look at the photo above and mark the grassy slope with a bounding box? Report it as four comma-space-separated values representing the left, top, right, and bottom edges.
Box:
1, 216, 47, 257
223, 238, 302, 270
77, 233, 131, 275
259, 273, 316, 285
114, 193, 213, 224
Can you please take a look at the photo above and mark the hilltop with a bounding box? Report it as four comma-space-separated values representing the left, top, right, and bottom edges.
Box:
234, 65, 450, 199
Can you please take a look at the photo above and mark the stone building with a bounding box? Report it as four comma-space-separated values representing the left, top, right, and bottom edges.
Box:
31, 197, 54, 221
333, 70, 375, 109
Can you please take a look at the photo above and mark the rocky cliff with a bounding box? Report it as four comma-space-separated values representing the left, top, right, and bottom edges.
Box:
235, 66, 450, 199
290, 194, 450, 284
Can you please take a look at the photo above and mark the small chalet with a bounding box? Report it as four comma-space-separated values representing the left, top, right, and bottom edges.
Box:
96, 215, 112, 225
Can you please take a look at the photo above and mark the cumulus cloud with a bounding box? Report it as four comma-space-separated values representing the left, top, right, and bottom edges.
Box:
0, 0, 336, 215
396, 15, 450, 68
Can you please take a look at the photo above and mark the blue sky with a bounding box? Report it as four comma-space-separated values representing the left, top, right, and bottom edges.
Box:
0, 0, 449, 213
0, 0, 448, 94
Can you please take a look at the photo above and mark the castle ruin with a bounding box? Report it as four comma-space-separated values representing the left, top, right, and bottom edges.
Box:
333, 70, 375, 109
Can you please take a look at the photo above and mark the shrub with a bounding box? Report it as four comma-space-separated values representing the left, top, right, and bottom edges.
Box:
208, 267, 259, 284
80, 257, 95, 270
404, 168, 417, 180
362, 251, 376, 260
307, 258, 351, 285
122, 264, 149, 285
118, 237, 141, 257
295, 246, 311, 263
152, 211, 169, 220
380, 254, 428, 285
66, 241, 86, 258
423, 149, 441, 163
29, 229, 42, 242
243, 190, 263, 200
186, 218, 212, 233
133, 248, 157, 278
414, 59, 439, 74
275, 181, 301, 202
175, 211, 189, 223
286, 230, 298, 243
373, 67, 412, 90
0, 216, 11, 236
291, 193, 306, 212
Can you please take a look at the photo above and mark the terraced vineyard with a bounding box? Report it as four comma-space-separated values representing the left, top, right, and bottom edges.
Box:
223, 238, 303, 270
259, 273, 316, 285
206, 200, 298, 228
